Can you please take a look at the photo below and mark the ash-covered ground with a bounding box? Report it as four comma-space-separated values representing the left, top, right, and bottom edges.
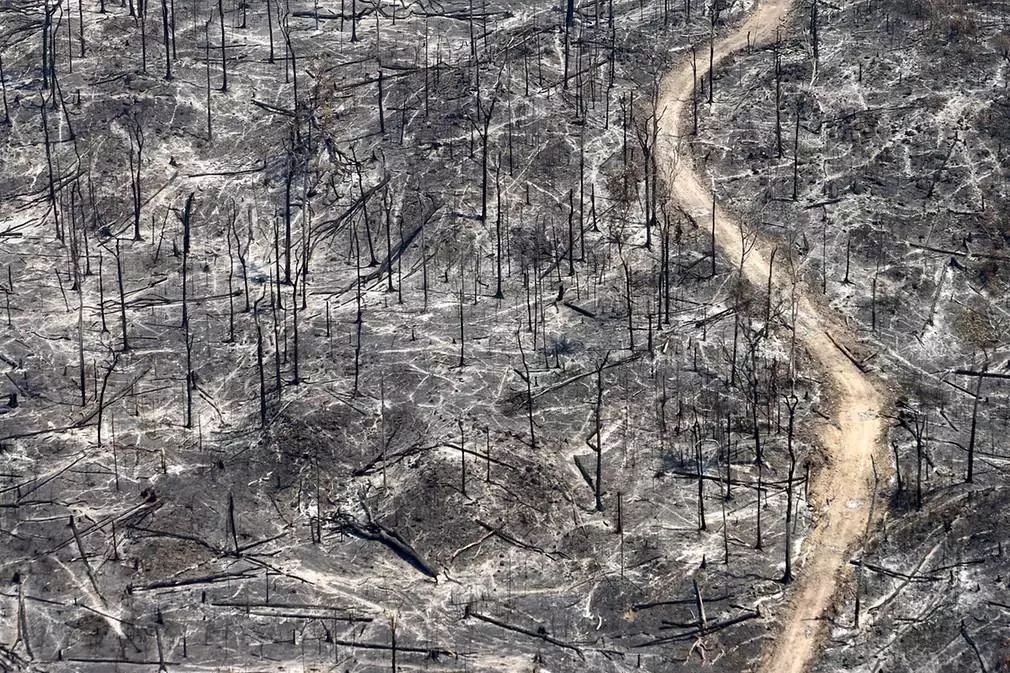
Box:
694, 0, 1010, 670
0, 0, 839, 670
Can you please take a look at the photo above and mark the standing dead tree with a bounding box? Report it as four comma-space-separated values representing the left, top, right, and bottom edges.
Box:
217, 0, 228, 91
204, 19, 213, 141
127, 114, 145, 240
179, 193, 196, 428
0, 50, 10, 125
254, 297, 268, 427
782, 393, 798, 583
101, 239, 130, 353
591, 353, 610, 512
954, 366, 1000, 484
773, 31, 783, 158
160, 0, 172, 79
633, 93, 660, 250
473, 89, 499, 239
95, 347, 122, 447
897, 409, 929, 510
516, 325, 536, 451
792, 101, 803, 201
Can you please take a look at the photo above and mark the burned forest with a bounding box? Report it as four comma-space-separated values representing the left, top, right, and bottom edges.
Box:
0, 0, 1007, 670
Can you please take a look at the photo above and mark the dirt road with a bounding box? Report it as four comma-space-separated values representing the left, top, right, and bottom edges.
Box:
655, 5, 886, 673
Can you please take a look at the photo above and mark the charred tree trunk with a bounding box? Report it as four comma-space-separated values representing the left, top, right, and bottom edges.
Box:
114, 240, 129, 352
204, 20, 212, 141
291, 277, 300, 384
691, 46, 698, 135
160, 0, 172, 79
457, 264, 465, 367
0, 50, 10, 125
783, 394, 798, 583
255, 307, 267, 427
266, 0, 275, 61
696, 433, 706, 531
517, 327, 536, 450
284, 156, 294, 283
966, 370, 984, 483
593, 355, 608, 512
129, 121, 144, 240
377, 69, 385, 133
180, 194, 195, 428
774, 37, 782, 158
218, 0, 228, 91
792, 102, 802, 201
494, 154, 504, 298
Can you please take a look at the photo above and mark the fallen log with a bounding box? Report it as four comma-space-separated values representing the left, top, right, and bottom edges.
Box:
211, 600, 372, 622
954, 368, 1010, 380
251, 98, 295, 117
909, 241, 1010, 262
824, 331, 870, 373
633, 594, 731, 611
327, 637, 454, 658
475, 520, 566, 560
466, 608, 584, 659
337, 518, 438, 579
563, 301, 597, 318
634, 608, 761, 646
63, 657, 181, 666
130, 571, 259, 592
848, 559, 941, 583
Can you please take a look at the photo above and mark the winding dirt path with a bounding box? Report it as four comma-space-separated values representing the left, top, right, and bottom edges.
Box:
655, 5, 886, 673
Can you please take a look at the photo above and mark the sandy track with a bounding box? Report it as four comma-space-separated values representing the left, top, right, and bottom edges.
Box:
655, 5, 886, 673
